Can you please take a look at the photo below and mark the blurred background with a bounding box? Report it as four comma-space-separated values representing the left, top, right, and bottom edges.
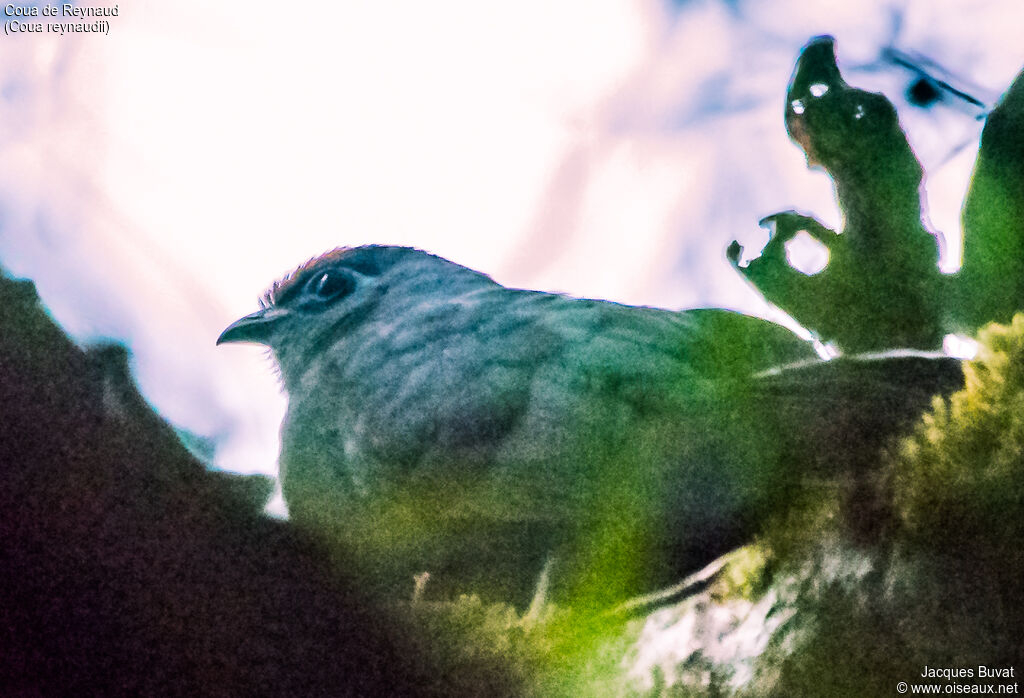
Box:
2, 0, 1023, 513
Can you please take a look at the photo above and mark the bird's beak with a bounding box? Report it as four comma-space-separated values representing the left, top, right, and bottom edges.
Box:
216, 307, 287, 346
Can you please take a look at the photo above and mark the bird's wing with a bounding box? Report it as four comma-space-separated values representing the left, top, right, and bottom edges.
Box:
678, 309, 818, 378
747, 353, 964, 477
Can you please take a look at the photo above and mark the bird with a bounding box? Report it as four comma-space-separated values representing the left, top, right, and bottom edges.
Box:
217, 245, 961, 607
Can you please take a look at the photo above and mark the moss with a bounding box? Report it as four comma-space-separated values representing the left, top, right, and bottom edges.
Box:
890, 314, 1024, 552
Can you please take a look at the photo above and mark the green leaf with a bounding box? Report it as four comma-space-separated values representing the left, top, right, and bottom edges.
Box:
730, 36, 944, 352
949, 68, 1024, 333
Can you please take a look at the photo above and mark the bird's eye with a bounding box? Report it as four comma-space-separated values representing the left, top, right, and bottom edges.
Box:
304, 268, 354, 303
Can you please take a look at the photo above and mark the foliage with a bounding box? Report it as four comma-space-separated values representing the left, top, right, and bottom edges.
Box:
891, 315, 1024, 549
728, 36, 944, 352
731, 36, 1024, 352
953, 72, 1024, 331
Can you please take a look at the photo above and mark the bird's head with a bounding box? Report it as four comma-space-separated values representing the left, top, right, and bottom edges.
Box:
217, 245, 494, 379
